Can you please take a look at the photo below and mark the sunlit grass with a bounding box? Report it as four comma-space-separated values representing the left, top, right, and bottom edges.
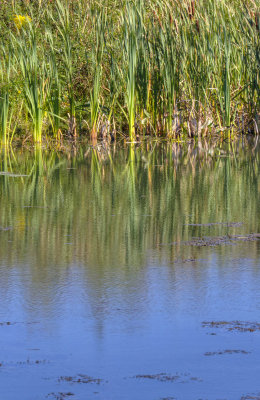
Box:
0, 0, 259, 144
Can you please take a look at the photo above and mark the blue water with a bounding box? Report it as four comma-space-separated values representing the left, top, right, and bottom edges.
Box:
0, 141, 259, 400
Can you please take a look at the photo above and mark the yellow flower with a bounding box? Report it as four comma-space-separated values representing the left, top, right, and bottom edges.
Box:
13, 15, 32, 30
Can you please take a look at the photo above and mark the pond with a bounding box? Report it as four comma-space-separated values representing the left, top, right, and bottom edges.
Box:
0, 138, 259, 400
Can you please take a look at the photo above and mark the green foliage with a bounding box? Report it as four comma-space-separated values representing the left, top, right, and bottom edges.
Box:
0, 0, 259, 143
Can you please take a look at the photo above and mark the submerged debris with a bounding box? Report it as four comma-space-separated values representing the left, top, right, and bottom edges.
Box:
133, 372, 202, 383
204, 349, 251, 356
0, 359, 48, 367
46, 393, 74, 400
17, 359, 47, 365
0, 321, 38, 326
0, 321, 15, 326
58, 374, 103, 384
134, 373, 180, 382
202, 321, 260, 333
173, 233, 260, 247
160, 397, 177, 400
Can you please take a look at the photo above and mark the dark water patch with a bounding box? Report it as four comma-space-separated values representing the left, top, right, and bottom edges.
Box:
204, 349, 251, 356
241, 394, 260, 400
58, 375, 103, 385
27, 348, 40, 351
202, 321, 260, 332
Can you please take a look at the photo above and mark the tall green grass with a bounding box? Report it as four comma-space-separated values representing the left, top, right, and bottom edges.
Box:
89, 8, 106, 142
0, 0, 259, 143
0, 44, 12, 145
13, 23, 48, 142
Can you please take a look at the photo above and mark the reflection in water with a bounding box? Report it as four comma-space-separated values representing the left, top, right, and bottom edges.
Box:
0, 138, 259, 400
0, 139, 259, 269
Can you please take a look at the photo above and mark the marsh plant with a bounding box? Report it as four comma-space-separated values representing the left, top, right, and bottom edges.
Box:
0, 44, 12, 145
0, 0, 259, 144
89, 8, 106, 142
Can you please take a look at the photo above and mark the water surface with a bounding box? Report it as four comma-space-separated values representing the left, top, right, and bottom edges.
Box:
0, 139, 259, 400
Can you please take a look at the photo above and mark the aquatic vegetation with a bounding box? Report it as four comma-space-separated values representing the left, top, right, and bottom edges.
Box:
0, 0, 259, 143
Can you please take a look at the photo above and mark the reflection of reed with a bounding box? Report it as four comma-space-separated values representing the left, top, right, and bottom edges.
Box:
0, 138, 259, 274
